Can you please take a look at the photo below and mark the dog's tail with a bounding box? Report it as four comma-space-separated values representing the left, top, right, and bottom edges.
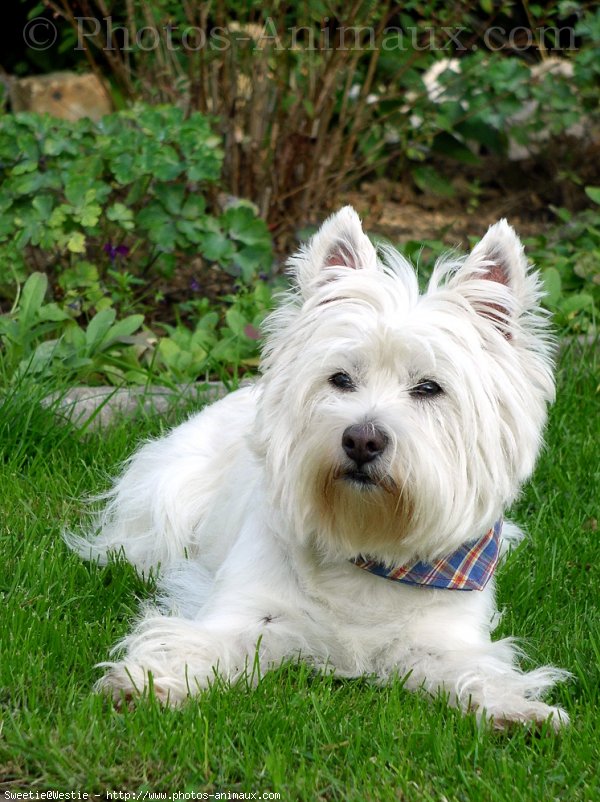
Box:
64, 426, 215, 574
65, 384, 259, 574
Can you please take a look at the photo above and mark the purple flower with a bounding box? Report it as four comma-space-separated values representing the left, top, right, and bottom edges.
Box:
190, 278, 202, 292
103, 242, 130, 261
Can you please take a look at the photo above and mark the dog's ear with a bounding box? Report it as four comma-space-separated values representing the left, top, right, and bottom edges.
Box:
288, 206, 378, 297
448, 219, 538, 337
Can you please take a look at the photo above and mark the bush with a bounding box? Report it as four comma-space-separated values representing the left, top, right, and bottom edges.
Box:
0, 269, 275, 386
0, 106, 274, 385
27, 1, 430, 237
2, 4, 598, 389
37, 3, 600, 237
0, 106, 272, 314
531, 201, 600, 334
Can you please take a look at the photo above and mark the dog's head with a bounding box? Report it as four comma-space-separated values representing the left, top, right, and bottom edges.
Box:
254, 207, 554, 563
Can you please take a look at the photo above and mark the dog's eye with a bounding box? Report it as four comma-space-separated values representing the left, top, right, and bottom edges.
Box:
410, 380, 443, 399
329, 372, 355, 391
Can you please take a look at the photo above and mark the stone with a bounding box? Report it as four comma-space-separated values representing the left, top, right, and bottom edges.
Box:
10, 71, 111, 121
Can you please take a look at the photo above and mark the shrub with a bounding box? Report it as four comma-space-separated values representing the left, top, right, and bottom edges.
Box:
0, 106, 272, 318
0, 270, 275, 386
0, 271, 144, 382
0, 106, 274, 385
36, 2, 600, 237
28, 1, 422, 237
531, 200, 600, 335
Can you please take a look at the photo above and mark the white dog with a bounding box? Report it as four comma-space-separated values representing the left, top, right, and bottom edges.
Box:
69, 207, 568, 729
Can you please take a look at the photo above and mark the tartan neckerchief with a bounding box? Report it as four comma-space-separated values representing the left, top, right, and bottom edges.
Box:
350, 519, 503, 591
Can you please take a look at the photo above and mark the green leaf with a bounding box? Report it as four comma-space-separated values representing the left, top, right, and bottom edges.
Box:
10, 160, 38, 176
152, 145, 184, 181
103, 314, 145, 348
124, 176, 151, 206
154, 184, 185, 216
110, 154, 137, 185
560, 293, 594, 316
106, 203, 135, 230
19, 273, 48, 327
137, 203, 178, 250
225, 308, 247, 337
31, 195, 54, 219
25, 339, 61, 374
49, 204, 69, 230
154, 252, 177, 277
11, 171, 45, 195
60, 355, 94, 370
584, 186, 600, 205
67, 232, 87, 253
235, 244, 272, 279
456, 120, 505, 155
187, 158, 221, 182
199, 231, 234, 261
176, 219, 203, 244
223, 206, 270, 245
64, 176, 93, 207
210, 335, 238, 362
38, 303, 71, 323
542, 267, 562, 307
151, 223, 178, 251
181, 195, 206, 220
158, 337, 181, 362
79, 203, 102, 228
303, 99, 315, 118
136, 203, 170, 230
432, 133, 481, 166
63, 324, 86, 350
85, 308, 117, 353
412, 166, 456, 198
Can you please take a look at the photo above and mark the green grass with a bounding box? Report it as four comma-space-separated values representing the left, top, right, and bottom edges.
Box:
1, 344, 598, 801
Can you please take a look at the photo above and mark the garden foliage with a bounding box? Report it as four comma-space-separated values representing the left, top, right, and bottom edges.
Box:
1, 3, 599, 387
0, 107, 273, 384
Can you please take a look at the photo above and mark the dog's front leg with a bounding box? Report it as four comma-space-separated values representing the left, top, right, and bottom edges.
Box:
96, 608, 301, 705
397, 639, 570, 731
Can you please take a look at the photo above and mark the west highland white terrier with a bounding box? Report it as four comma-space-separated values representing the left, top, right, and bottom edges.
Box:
69, 206, 569, 729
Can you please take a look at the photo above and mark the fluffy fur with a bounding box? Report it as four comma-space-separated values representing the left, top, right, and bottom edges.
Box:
67, 206, 569, 729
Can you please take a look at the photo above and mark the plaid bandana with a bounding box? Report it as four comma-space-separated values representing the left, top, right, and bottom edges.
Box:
350, 519, 502, 591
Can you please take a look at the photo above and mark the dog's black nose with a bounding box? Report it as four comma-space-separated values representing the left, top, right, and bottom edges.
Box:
342, 423, 388, 467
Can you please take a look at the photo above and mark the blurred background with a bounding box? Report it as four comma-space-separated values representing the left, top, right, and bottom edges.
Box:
1, 1, 599, 387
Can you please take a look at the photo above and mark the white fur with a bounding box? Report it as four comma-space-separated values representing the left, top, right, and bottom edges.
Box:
67, 207, 568, 730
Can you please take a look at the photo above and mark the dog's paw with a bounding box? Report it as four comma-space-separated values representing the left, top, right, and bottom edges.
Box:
488, 700, 569, 732
95, 661, 179, 708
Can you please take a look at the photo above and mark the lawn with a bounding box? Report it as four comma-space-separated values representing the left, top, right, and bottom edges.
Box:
1, 342, 598, 801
